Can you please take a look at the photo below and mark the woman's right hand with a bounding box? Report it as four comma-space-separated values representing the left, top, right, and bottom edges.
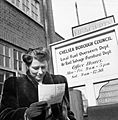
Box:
25, 101, 48, 119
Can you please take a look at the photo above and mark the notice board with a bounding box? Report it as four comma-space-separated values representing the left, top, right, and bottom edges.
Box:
50, 24, 118, 88
50, 24, 118, 87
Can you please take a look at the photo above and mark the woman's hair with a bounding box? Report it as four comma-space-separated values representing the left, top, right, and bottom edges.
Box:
22, 47, 50, 66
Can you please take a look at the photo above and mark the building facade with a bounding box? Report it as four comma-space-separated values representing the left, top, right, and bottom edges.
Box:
0, 0, 64, 100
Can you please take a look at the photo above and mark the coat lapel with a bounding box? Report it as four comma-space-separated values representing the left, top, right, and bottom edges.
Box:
42, 72, 54, 84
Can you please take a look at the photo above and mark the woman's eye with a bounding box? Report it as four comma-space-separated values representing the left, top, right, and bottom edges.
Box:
33, 67, 39, 70
41, 66, 46, 69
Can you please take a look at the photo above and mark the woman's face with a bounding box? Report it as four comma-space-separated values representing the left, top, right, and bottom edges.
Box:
28, 58, 48, 82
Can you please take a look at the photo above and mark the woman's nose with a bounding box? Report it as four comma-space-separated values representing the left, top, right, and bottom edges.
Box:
37, 68, 43, 74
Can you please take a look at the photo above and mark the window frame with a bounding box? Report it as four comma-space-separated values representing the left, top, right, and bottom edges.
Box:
0, 42, 25, 72
13, 49, 24, 71
0, 44, 11, 68
5, 0, 41, 24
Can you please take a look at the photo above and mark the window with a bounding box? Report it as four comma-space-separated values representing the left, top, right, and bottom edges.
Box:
0, 44, 4, 66
6, 0, 41, 24
22, 0, 30, 14
10, 0, 21, 7
13, 49, 23, 71
5, 46, 10, 68
16, 0, 20, 7
0, 71, 4, 95
0, 44, 10, 68
31, 0, 39, 21
0, 41, 25, 101
0, 42, 24, 72
11, 0, 15, 4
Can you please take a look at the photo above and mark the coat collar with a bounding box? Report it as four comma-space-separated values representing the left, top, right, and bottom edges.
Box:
42, 72, 54, 84
26, 71, 54, 88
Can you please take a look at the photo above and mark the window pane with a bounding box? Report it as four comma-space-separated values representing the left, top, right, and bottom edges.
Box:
35, 14, 38, 20
6, 71, 14, 79
19, 61, 22, 71
22, 4, 25, 11
0, 70, 4, 95
31, 0, 38, 20
26, 7, 29, 13
13, 49, 23, 71
22, 0, 29, 13
11, 0, 15, 4
14, 59, 17, 70
18, 52, 22, 60
0, 71, 4, 83
14, 50, 17, 59
5, 46, 9, 56
5, 57, 10, 68
16, 0, 20, 7
0, 84, 3, 95
26, 0, 29, 8
0, 44, 3, 55
0, 55, 4, 66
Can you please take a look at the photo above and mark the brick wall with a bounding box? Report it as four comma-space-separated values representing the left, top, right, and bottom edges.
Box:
0, 0, 46, 50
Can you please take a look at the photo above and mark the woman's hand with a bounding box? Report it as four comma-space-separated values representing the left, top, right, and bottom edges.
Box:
25, 101, 48, 119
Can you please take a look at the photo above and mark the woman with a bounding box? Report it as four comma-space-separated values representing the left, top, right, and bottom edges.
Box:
0, 47, 76, 120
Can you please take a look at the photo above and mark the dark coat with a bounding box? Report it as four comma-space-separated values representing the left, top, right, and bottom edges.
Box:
0, 72, 76, 120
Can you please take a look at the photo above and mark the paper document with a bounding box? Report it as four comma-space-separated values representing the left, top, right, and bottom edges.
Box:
38, 83, 65, 105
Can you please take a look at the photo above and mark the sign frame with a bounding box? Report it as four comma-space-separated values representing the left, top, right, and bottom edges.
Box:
50, 23, 118, 106
50, 23, 118, 88
72, 16, 115, 37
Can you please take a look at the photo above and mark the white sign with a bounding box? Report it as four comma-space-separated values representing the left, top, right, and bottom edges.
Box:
50, 24, 118, 88
72, 16, 115, 37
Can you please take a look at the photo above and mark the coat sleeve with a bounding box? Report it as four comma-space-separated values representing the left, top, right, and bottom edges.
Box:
0, 77, 27, 120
